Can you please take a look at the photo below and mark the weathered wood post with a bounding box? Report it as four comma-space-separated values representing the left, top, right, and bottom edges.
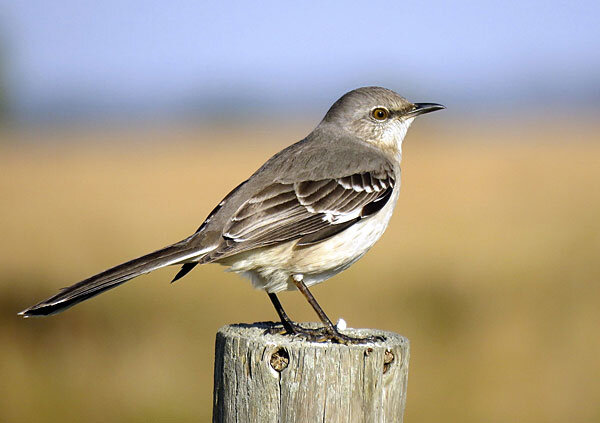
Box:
213, 322, 410, 423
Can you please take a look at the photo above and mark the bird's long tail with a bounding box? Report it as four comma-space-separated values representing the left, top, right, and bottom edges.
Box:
19, 241, 203, 317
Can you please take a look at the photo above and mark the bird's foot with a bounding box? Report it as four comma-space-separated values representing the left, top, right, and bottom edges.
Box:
320, 328, 386, 345
265, 322, 385, 345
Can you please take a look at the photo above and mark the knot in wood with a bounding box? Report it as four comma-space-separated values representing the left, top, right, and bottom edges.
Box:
269, 347, 289, 372
383, 349, 395, 374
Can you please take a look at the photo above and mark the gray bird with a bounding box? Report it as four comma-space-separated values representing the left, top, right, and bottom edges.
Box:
19, 86, 444, 344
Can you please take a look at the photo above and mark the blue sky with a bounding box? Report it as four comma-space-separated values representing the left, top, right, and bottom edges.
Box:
2, 1, 599, 122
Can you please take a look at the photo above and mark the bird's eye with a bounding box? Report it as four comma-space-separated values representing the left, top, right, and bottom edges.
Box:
371, 107, 389, 121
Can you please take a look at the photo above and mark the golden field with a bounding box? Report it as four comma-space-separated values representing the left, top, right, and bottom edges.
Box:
1, 120, 599, 422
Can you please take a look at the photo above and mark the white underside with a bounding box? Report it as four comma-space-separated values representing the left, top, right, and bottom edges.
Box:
217, 185, 400, 293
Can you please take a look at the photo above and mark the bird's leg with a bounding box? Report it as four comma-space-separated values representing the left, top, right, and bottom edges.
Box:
265, 290, 330, 340
265, 292, 327, 338
267, 293, 300, 335
291, 275, 337, 331
292, 275, 385, 345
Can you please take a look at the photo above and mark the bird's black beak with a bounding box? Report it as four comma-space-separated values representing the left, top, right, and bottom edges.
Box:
405, 103, 445, 118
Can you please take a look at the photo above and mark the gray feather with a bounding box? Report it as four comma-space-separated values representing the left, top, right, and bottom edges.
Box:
19, 241, 202, 317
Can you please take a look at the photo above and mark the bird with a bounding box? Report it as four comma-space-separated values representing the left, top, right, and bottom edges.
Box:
19, 86, 444, 344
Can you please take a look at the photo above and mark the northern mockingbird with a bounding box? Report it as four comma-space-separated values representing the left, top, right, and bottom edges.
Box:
19, 87, 444, 344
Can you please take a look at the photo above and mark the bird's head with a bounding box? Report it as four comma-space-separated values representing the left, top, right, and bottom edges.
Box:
321, 86, 444, 158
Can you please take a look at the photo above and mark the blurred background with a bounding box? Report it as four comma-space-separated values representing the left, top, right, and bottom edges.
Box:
1, 1, 599, 422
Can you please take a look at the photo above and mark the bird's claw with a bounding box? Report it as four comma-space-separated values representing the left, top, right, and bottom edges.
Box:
265, 323, 385, 345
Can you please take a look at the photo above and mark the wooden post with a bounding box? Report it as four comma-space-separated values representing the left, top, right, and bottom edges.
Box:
213, 322, 410, 423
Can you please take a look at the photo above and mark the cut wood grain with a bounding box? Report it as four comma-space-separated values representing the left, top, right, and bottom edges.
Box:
213, 322, 410, 423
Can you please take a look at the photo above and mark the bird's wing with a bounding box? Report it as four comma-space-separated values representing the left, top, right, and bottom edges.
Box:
200, 164, 396, 262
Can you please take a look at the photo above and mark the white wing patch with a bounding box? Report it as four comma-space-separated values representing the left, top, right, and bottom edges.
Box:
219, 169, 395, 251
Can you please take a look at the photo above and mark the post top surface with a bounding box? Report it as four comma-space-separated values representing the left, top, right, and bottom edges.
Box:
217, 321, 408, 349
